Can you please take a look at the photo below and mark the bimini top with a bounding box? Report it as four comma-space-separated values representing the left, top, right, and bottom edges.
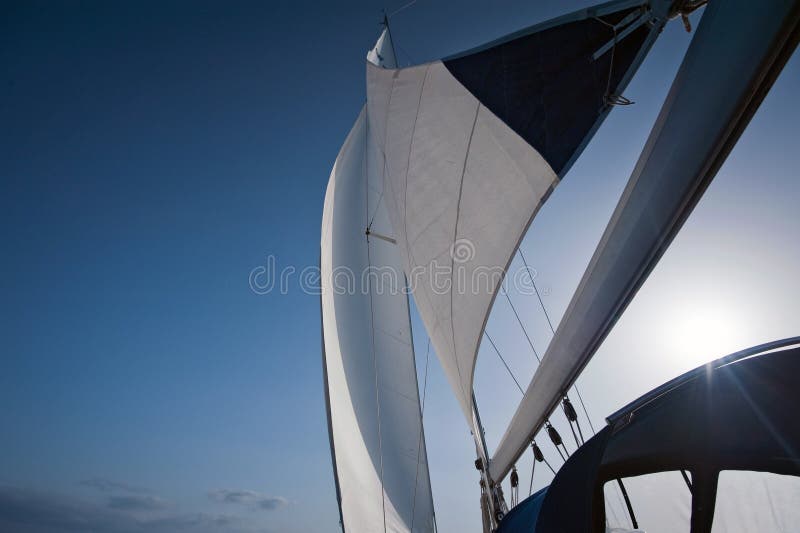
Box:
499, 337, 800, 533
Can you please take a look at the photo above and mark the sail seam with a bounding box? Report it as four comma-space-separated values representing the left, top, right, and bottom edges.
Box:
449, 101, 481, 410
403, 64, 432, 272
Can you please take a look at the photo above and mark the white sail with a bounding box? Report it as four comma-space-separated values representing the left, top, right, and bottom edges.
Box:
366, 60, 558, 423
365, 0, 669, 426
367, 26, 397, 69
321, 107, 435, 532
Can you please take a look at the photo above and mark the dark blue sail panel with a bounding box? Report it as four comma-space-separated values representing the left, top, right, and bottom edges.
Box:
444, 7, 650, 177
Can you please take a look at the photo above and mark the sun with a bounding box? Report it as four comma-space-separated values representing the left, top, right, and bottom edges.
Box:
668, 301, 751, 371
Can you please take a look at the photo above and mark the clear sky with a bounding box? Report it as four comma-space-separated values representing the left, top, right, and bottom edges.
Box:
1, 1, 798, 532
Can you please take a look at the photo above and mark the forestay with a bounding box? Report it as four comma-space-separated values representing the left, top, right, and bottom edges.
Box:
366, 0, 670, 426
321, 104, 435, 532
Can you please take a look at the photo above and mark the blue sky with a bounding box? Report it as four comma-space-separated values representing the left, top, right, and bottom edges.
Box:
1, 1, 798, 532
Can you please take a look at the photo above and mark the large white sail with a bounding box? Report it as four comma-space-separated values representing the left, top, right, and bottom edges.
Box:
366, 0, 670, 425
321, 106, 435, 532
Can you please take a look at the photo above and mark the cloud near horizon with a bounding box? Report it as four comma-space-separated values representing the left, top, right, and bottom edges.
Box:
79, 478, 150, 494
107, 494, 169, 512
0, 485, 266, 533
208, 489, 288, 511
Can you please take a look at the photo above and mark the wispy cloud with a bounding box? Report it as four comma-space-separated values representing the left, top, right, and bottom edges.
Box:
0, 486, 262, 533
107, 494, 169, 512
208, 489, 288, 511
79, 478, 149, 494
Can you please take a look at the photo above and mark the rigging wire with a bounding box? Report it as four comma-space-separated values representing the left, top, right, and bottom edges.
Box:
517, 248, 597, 435
394, 41, 416, 68
485, 330, 565, 501
531, 441, 556, 476
410, 337, 431, 533
605, 487, 625, 528
528, 440, 556, 499
504, 268, 580, 460
421, 338, 431, 411
503, 286, 542, 363
593, 14, 635, 106
528, 455, 536, 497
517, 248, 555, 334
484, 332, 524, 395
388, 0, 417, 17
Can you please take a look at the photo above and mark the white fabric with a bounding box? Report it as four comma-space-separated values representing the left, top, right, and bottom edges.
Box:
711, 471, 800, 532
366, 60, 559, 423
604, 472, 691, 533
367, 28, 397, 69
321, 107, 435, 533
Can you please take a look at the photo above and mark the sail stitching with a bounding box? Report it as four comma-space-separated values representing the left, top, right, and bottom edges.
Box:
449, 101, 482, 411
376, 70, 447, 359
402, 64, 432, 274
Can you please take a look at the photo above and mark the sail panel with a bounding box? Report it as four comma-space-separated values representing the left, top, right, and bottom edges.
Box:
443, 5, 650, 177
367, 26, 397, 69
366, 0, 663, 425
367, 60, 559, 421
322, 108, 435, 532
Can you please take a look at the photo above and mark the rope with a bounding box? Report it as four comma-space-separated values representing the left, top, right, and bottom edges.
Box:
566, 415, 581, 449
562, 397, 584, 448
546, 422, 569, 460
593, 15, 634, 107
510, 467, 519, 507
528, 439, 559, 498
573, 412, 586, 444
528, 457, 536, 497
